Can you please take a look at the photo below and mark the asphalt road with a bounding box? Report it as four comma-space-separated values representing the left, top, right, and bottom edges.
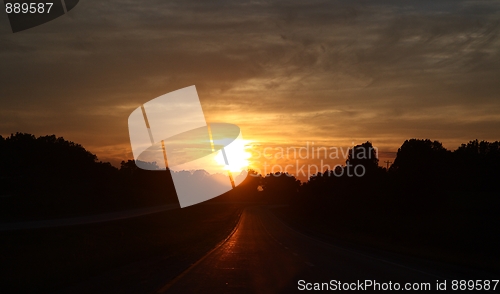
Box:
159, 206, 498, 293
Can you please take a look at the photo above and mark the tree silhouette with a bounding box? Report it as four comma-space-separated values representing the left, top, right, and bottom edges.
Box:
347, 141, 379, 170
0, 133, 178, 220
388, 139, 453, 201
261, 172, 301, 204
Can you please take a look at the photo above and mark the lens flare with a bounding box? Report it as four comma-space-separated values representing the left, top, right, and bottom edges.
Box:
215, 139, 251, 172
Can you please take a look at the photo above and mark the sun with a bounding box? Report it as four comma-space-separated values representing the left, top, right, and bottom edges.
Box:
214, 139, 251, 172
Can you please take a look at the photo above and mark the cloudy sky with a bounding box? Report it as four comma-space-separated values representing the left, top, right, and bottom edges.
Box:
1, 0, 499, 174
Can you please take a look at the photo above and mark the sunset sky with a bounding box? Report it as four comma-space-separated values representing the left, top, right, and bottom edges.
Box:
1, 0, 499, 178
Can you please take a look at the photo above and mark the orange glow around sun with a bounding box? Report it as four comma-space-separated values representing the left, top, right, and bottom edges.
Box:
214, 139, 252, 172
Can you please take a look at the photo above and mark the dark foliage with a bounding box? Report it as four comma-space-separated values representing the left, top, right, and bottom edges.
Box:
261, 172, 301, 204
0, 133, 176, 220
286, 139, 500, 270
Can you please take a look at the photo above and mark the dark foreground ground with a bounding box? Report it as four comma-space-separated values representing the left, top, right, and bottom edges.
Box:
159, 206, 499, 293
273, 205, 500, 274
0, 203, 243, 293
2, 203, 498, 293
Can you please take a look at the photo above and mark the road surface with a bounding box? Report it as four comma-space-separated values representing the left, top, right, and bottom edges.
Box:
159, 206, 498, 293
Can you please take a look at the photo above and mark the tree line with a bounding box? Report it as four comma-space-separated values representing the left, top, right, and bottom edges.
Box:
0, 133, 177, 220
1, 132, 499, 244
253, 139, 499, 270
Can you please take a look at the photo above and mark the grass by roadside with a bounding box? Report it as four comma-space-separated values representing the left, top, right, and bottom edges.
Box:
0, 203, 244, 293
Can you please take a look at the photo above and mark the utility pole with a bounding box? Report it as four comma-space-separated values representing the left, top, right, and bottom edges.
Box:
384, 160, 392, 169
